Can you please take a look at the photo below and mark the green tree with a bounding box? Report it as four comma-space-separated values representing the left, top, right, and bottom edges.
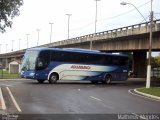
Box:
151, 56, 160, 68
0, 0, 23, 33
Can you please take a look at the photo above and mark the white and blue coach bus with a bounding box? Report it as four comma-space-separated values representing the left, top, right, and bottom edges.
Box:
21, 48, 128, 84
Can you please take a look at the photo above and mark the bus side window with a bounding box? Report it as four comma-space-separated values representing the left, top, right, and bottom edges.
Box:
51, 51, 63, 62
119, 57, 128, 65
36, 50, 50, 70
112, 58, 120, 65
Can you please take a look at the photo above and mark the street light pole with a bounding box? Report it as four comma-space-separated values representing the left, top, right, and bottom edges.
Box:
26, 34, 29, 49
11, 40, 14, 51
90, 0, 101, 50
66, 14, 72, 39
37, 29, 40, 46
49, 23, 54, 45
19, 39, 21, 50
0, 44, 1, 53
95, 0, 100, 33
121, 1, 154, 88
6, 44, 8, 53
5, 44, 8, 70
120, 2, 147, 22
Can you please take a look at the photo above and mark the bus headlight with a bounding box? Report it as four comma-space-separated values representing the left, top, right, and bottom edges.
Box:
30, 73, 35, 76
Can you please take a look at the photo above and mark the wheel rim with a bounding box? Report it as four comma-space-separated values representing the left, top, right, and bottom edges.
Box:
105, 76, 111, 84
49, 74, 58, 83
106, 77, 111, 84
51, 75, 57, 81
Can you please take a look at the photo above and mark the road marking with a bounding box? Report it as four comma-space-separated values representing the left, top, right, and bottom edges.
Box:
132, 113, 148, 120
90, 96, 102, 101
0, 88, 6, 110
6, 87, 22, 112
128, 89, 160, 102
90, 96, 114, 109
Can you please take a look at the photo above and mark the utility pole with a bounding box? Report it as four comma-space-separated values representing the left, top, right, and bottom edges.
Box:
146, 0, 153, 88
120, 1, 154, 88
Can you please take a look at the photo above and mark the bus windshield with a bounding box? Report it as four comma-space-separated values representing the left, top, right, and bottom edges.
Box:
21, 50, 39, 71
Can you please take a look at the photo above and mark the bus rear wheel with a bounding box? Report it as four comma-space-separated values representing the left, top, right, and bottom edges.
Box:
49, 73, 58, 84
104, 75, 112, 84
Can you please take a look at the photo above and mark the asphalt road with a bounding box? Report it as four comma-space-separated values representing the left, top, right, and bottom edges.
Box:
0, 79, 160, 119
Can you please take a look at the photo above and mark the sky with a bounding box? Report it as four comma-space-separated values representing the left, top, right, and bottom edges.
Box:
0, 0, 160, 55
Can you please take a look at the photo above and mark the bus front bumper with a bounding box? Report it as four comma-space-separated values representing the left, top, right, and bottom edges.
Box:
21, 71, 36, 79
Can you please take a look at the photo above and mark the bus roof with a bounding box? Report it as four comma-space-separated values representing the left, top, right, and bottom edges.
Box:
27, 47, 128, 57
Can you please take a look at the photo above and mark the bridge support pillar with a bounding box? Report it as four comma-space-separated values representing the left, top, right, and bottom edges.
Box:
133, 51, 146, 78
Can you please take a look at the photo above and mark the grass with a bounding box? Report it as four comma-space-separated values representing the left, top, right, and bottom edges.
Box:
137, 87, 160, 97
0, 70, 20, 79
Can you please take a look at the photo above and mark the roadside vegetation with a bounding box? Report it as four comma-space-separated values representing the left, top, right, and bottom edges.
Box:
151, 56, 160, 68
137, 87, 160, 97
0, 70, 20, 79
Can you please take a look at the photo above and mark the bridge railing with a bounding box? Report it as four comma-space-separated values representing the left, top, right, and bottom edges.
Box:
50, 19, 160, 47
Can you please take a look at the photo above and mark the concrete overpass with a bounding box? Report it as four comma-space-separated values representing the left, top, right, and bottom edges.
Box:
0, 19, 160, 77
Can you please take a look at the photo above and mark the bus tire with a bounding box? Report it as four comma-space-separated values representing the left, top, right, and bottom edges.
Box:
104, 75, 112, 84
49, 73, 58, 84
37, 80, 45, 84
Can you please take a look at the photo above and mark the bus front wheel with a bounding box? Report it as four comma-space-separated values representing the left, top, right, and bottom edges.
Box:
49, 73, 58, 84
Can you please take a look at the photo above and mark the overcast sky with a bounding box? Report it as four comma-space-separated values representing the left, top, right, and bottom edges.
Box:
0, 0, 159, 54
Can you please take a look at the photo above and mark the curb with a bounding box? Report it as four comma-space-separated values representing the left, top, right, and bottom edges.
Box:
134, 89, 160, 101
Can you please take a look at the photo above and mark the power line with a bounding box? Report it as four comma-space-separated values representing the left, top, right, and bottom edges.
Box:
99, 0, 151, 22
70, 0, 152, 32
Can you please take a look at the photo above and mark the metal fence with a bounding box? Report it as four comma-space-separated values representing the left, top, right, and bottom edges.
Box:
152, 68, 160, 78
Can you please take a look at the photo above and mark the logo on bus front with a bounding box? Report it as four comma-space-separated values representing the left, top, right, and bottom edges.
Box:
71, 65, 91, 70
